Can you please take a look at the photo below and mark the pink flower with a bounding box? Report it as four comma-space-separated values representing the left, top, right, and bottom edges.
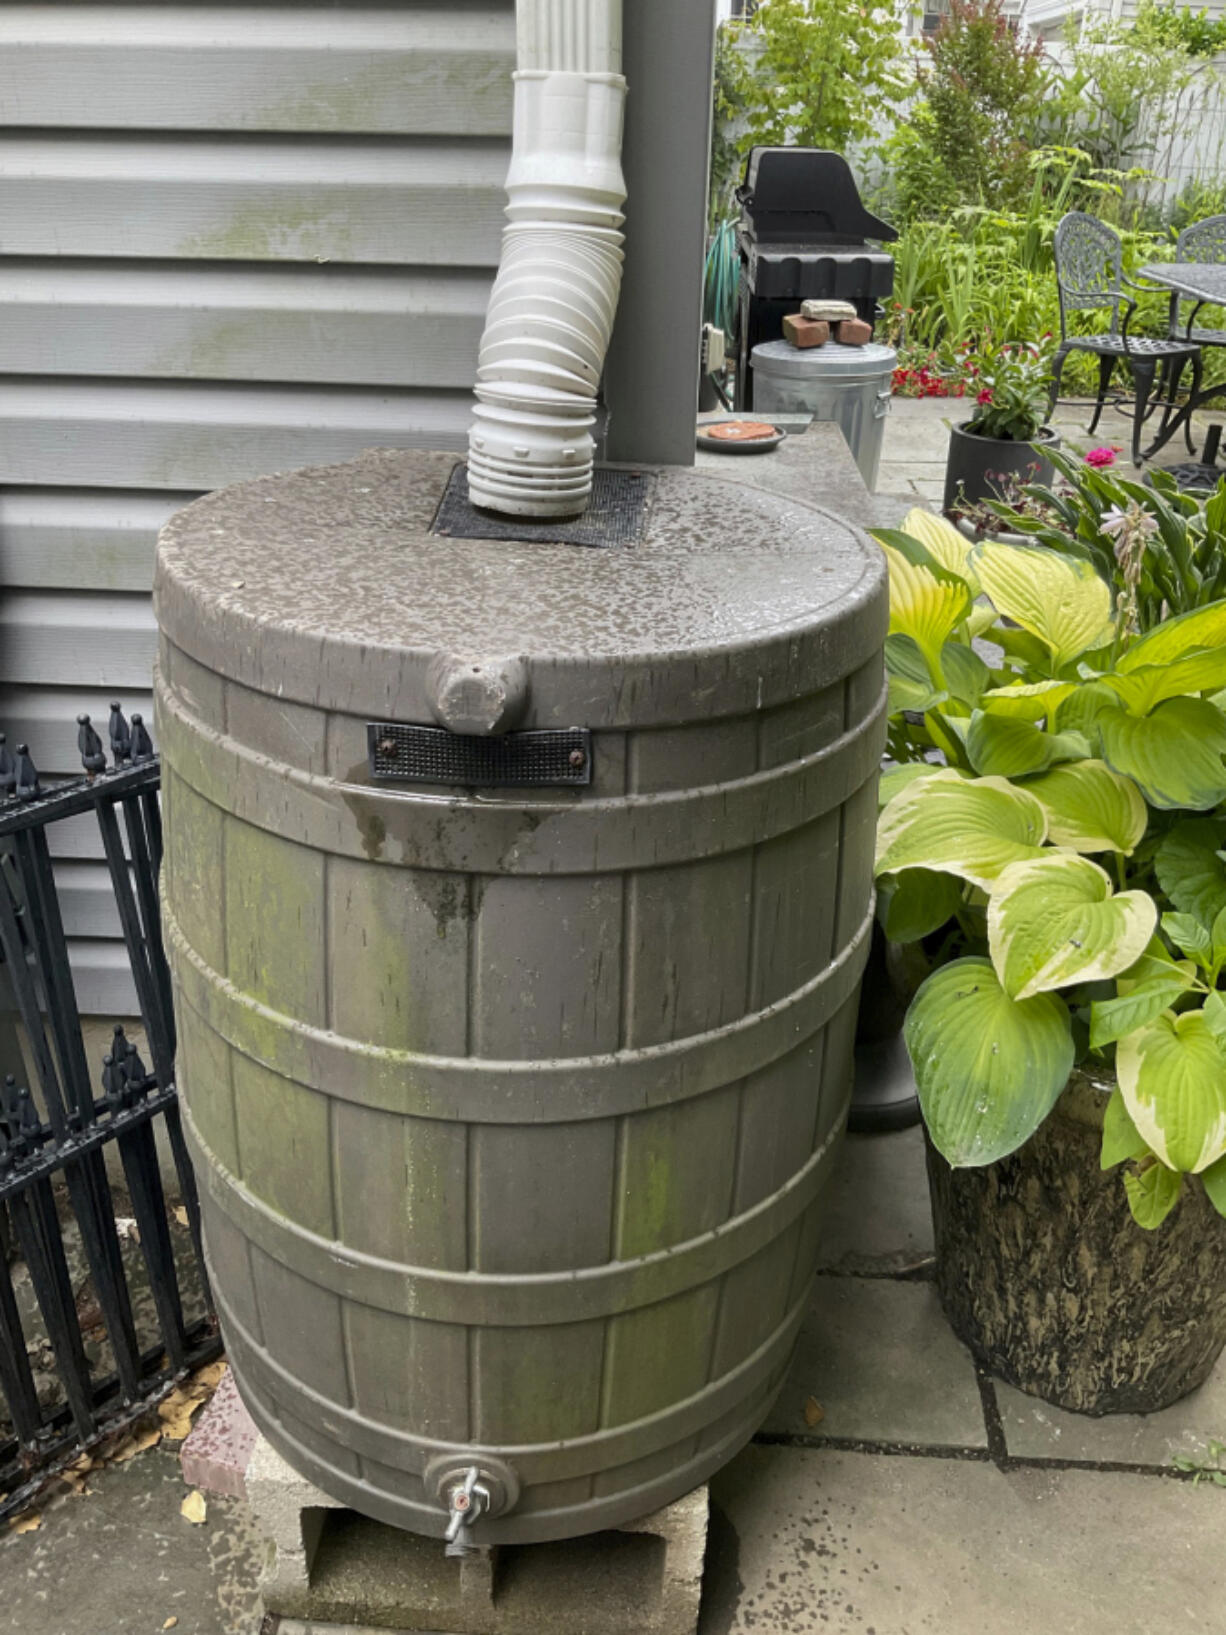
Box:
976, 388, 993, 405
1085, 446, 1116, 468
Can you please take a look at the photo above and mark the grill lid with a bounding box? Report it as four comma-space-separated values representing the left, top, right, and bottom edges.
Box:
737, 148, 897, 247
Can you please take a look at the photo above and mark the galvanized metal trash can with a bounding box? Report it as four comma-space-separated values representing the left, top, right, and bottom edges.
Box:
153, 450, 887, 1545
750, 339, 897, 491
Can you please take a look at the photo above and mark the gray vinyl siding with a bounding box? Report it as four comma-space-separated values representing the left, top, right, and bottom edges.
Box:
0, 0, 515, 1010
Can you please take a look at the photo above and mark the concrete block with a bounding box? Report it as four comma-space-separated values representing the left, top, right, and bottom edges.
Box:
245, 1426, 708, 1635
180, 1369, 259, 1500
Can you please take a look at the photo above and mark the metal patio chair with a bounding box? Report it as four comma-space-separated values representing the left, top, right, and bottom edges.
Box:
1050, 211, 1201, 464
1169, 213, 1226, 350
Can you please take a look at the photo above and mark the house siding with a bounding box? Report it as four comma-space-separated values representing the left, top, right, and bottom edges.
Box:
0, 1, 516, 1008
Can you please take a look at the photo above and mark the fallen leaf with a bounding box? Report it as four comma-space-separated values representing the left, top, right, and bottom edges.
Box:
180, 1490, 207, 1526
173, 1207, 189, 1228
111, 1425, 162, 1463
803, 1396, 825, 1428
163, 1619, 179, 1630
10, 1513, 41, 1534
114, 1216, 141, 1244
194, 1360, 227, 1391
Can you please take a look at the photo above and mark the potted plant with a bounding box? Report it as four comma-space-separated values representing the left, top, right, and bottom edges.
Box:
871, 492, 1226, 1415
943, 336, 1060, 517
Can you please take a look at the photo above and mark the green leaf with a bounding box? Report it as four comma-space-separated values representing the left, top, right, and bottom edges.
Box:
904, 956, 1074, 1167
1115, 597, 1226, 671
963, 713, 1089, 779
1202, 1152, 1226, 1218
1025, 760, 1148, 856
1117, 1011, 1226, 1173
971, 540, 1114, 669
877, 761, 954, 810
1054, 680, 1119, 741
987, 854, 1157, 1001
875, 770, 1049, 891
1162, 912, 1213, 966
880, 536, 972, 686
879, 868, 964, 944
1099, 649, 1226, 717
1090, 974, 1195, 1048
1155, 820, 1226, 927
886, 633, 946, 714
897, 507, 982, 593
1124, 1163, 1183, 1230
1099, 697, 1226, 811
1101, 1085, 1151, 1168
942, 642, 992, 708
981, 679, 1076, 721
1204, 990, 1226, 1049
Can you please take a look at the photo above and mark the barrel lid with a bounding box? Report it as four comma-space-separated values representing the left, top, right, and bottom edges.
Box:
154, 450, 886, 730
752, 339, 897, 377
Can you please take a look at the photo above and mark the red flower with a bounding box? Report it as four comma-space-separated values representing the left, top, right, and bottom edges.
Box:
976, 388, 993, 405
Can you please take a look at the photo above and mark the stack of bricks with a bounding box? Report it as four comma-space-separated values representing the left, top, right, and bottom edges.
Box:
781, 299, 873, 351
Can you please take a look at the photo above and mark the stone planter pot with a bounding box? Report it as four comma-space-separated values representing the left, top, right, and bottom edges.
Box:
925, 1070, 1226, 1415
943, 421, 1059, 517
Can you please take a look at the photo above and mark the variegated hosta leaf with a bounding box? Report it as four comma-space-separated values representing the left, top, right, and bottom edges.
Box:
1098, 696, 1226, 811
1098, 648, 1226, 717
879, 538, 972, 685
1117, 1011, 1226, 1174
981, 680, 1077, 722
987, 854, 1157, 1001
1024, 760, 1148, 856
1115, 597, 1226, 671
875, 770, 1048, 890
1155, 819, 1226, 927
904, 956, 1074, 1167
898, 507, 982, 593
877, 761, 955, 810
971, 540, 1114, 670
942, 642, 992, 708
965, 712, 1090, 778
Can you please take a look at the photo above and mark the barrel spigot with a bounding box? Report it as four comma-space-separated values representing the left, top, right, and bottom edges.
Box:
443, 1466, 491, 1558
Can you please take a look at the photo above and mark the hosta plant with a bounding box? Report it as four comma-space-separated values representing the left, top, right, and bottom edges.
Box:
874, 505, 1226, 1230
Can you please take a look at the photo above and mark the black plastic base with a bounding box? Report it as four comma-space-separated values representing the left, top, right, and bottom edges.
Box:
848, 1032, 922, 1135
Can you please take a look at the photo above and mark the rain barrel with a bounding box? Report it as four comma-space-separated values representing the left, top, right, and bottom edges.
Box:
153, 449, 887, 1544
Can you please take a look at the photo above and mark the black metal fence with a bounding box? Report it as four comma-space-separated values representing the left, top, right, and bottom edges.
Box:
0, 708, 218, 1518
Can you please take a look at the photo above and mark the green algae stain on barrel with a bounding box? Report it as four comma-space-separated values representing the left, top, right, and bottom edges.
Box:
153, 450, 887, 1544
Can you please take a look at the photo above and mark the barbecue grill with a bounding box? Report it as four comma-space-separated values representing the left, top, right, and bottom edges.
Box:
735, 147, 897, 410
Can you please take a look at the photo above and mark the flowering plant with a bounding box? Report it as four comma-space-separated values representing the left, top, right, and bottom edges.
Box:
962, 336, 1054, 442
1085, 446, 1118, 468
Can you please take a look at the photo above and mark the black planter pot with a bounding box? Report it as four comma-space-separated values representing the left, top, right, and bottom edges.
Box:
850, 923, 929, 1134
943, 421, 1059, 517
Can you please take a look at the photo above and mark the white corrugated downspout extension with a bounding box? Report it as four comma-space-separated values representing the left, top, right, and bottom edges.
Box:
467, 0, 627, 518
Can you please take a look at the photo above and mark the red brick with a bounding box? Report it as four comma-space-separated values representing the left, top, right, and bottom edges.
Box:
782, 314, 830, 349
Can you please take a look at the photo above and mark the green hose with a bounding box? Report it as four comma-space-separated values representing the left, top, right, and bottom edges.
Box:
703, 218, 740, 343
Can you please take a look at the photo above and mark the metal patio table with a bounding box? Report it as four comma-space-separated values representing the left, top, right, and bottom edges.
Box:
1138, 262, 1226, 458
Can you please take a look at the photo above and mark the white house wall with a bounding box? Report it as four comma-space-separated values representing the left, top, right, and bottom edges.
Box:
0, 1, 516, 1010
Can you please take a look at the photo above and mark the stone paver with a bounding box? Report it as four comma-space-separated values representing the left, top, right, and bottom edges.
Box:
762, 1275, 986, 1449
996, 1365, 1226, 1468
878, 395, 1223, 512
705, 1443, 1226, 1634
817, 1127, 934, 1278
0, 1444, 264, 1635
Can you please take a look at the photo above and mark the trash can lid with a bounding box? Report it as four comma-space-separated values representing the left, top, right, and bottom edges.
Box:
752, 339, 897, 377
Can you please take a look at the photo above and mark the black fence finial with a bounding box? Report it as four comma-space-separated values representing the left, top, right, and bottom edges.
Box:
129, 713, 154, 763
14, 745, 39, 802
77, 714, 107, 776
108, 702, 131, 766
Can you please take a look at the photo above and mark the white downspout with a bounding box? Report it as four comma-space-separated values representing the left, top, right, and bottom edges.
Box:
467, 0, 628, 518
